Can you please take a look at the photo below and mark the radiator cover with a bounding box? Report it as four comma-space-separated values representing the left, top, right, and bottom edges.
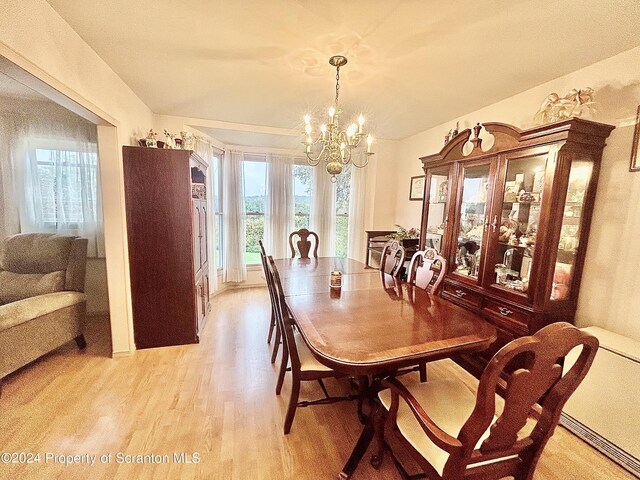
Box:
561, 327, 640, 478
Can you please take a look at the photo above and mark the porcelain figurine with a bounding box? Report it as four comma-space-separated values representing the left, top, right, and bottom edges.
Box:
144, 129, 157, 148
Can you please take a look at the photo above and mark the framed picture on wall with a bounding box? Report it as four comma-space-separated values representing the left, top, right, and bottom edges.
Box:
631, 105, 640, 172
409, 175, 425, 201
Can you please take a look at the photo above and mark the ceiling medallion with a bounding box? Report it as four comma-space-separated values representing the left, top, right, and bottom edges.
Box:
303, 55, 373, 182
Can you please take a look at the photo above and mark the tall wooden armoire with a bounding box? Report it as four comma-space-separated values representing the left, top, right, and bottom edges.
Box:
123, 146, 210, 349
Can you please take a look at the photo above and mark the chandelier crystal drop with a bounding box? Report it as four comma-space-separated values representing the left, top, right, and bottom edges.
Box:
303, 55, 374, 182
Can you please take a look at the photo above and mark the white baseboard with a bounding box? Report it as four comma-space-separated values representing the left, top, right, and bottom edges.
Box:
560, 413, 640, 478
111, 350, 133, 359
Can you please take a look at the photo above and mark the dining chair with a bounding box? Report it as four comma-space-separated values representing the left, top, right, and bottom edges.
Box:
288, 228, 319, 259
372, 322, 599, 480
403, 248, 449, 382
267, 255, 352, 434
259, 240, 281, 364
408, 248, 447, 294
380, 240, 406, 278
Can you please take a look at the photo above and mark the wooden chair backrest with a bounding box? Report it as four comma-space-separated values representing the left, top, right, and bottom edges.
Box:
407, 248, 447, 294
259, 240, 278, 319
288, 229, 319, 259
267, 256, 302, 372
444, 322, 599, 479
380, 240, 406, 277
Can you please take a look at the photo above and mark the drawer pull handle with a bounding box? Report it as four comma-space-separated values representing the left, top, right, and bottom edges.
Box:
498, 306, 513, 316
455, 289, 467, 298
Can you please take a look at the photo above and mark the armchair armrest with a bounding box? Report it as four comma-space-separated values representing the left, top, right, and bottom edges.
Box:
383, 377, 463, 454
0, 291, 86, 332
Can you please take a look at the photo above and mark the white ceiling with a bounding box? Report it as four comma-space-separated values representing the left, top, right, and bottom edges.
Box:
47, 0, 640, 142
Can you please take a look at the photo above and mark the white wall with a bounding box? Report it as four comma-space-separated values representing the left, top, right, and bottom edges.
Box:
0, 0, 155, 354
393, 46, 640, 341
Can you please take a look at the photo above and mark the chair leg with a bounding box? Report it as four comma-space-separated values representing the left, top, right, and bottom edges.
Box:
75, 334, 87, 349
419, 363, 427, 383
267, 310, 275, 344
276, 347, 289, 395
270, 322, 281, 364
317, 378, 330, 398
283, 375, 301, 434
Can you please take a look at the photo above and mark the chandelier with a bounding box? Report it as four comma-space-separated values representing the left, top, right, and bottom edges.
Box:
303, 55, 374, 181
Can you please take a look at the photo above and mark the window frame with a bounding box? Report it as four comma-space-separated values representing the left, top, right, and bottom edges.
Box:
29, 140, 99, 232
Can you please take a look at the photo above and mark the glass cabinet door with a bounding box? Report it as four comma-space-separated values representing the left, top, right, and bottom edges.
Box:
551, 158, 593, 301
489, 153, 547, 296
424, 166, 451, 252
453, 163, 492, 280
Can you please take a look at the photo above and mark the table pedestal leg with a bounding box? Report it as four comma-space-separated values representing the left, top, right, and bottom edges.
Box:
356, 375, 370, 424
338, 402, 378, 480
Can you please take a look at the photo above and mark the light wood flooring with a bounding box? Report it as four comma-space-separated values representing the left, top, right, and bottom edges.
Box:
0, 288, 635, 479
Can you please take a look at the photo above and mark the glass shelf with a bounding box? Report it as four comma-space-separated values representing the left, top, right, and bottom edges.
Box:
498, 242, 531, 249
503, 201, 541, 206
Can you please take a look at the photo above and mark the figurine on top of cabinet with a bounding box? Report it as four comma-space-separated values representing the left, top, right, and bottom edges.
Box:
164, 129, 177, 149
144, 129, 157, 148
181, 131, 195, 150
443, 122, 460, 145
534, 87, 595, 124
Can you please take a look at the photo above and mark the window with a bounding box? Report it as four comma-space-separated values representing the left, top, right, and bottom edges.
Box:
293, 164, 312, 230
243, 160, 267, 265
335, 163, 351, 258
33, 147, 99, 230
212, 154, 223, 269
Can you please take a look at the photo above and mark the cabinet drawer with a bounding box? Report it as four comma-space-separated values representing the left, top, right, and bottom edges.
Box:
483, 298, 531, 328
443, 283, 482, 308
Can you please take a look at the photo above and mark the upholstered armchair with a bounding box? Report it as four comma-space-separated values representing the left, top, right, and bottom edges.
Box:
0, 233, 88, 391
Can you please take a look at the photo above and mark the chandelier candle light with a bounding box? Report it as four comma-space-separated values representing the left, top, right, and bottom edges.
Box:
303, 55, 374, 181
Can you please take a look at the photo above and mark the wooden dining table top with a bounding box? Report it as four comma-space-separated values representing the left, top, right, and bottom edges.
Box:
273, 257, 497, 376
272, 257, 372, 278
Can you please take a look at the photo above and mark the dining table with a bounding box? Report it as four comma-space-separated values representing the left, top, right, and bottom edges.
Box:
271, 257, 497, 479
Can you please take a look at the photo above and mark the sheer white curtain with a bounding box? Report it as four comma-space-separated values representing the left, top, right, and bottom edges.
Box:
0, 115, 26, 240
265, 154, 293, 258
347, 165, 367, 262
310, 168, 336, 256
223, 151, 246, 282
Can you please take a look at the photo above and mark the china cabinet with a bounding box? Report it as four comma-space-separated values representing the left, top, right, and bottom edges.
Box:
123, 146, 210, 349
419, 119, 614, 374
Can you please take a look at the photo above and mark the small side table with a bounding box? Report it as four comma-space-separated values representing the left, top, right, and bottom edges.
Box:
364, 230, 395, 268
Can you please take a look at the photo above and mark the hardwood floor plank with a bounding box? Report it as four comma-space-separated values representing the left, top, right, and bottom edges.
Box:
0, 287, 634, 479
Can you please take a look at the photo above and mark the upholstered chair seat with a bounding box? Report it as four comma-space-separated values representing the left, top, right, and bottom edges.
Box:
293, 330, 333, 372
378, 379, 501, 476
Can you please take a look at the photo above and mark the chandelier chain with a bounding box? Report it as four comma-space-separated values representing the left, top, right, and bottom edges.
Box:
335, 65, 340, 105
